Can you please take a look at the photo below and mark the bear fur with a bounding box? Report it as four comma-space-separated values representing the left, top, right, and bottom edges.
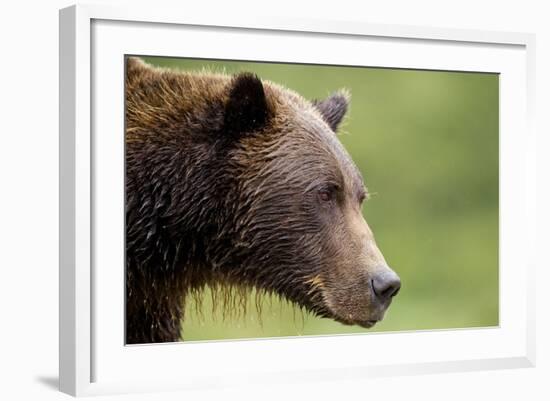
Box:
125, 57, 398, 344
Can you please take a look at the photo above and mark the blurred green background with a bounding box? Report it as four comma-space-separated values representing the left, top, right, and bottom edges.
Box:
141, 56, 499, 341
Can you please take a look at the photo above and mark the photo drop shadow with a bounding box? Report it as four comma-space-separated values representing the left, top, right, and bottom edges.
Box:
35, 376, 58, 391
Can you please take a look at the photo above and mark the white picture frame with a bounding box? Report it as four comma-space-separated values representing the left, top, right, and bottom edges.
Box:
59, 4, 536, 397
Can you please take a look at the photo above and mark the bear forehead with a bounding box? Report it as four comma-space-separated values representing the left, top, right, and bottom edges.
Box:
251, 94, 365, 196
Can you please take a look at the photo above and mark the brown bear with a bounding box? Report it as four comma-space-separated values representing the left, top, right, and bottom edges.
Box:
125, 57, 400, 344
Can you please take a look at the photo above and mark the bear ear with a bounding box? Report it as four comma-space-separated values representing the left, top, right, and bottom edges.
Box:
312, 91, 350, 132
126, 57, 150, 79
223, 72, 269, 137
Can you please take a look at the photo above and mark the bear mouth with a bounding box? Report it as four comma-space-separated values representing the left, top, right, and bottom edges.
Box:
299, 296, 384, 330
355, 319, 379, 328
328, 313, 381, 329
343, 318, 380, 329
305, 300, 384, 329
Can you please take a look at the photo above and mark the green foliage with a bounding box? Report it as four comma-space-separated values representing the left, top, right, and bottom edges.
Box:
141, 56, 499, 341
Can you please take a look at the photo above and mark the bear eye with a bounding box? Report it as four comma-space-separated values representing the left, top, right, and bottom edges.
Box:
318, 185, 337, 203
319, 190, 331, 202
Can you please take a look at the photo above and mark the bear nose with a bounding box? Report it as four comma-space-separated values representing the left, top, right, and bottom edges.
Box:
371, 270, 401, 301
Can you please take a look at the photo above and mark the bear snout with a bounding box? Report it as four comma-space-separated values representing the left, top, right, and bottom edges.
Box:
371, 268, 401, 303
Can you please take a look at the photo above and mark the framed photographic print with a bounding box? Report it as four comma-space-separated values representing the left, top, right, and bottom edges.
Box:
59, 4, 536, 396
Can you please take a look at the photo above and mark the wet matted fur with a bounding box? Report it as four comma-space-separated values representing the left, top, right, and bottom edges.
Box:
125, 57, 399, 344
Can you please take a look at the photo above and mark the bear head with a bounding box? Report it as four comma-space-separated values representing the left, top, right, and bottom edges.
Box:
126, 58, 400, 330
